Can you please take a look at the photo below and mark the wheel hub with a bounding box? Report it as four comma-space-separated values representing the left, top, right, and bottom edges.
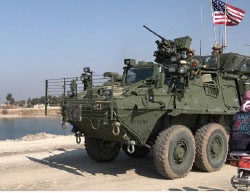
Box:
209, 135, 223, 161
102, 141, 117, 153
173, 140, 188, 165
211, 142, 220, 154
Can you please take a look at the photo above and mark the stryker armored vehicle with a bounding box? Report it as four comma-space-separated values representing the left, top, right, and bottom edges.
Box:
45, 26, 250, 179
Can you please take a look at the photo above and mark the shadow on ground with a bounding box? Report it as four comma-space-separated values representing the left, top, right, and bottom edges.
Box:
26, 148, 228, 191
26, 148, 162, 180
169, 186, 224, 191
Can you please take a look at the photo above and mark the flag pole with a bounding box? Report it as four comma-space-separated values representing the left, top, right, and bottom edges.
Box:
210, 0, 217, 45
200, 0, 203, 57
224, 0, 227, 47
219, 26, 221, 45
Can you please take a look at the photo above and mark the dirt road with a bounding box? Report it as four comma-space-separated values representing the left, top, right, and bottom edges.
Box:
0, 135, 237, 191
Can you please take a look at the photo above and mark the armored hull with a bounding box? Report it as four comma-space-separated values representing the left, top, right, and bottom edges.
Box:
46, 27, 250, 179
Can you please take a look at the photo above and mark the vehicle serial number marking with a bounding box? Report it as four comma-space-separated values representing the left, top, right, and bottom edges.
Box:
132, 119, 148, 124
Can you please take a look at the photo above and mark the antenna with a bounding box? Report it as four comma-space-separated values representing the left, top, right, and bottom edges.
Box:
210, 0, 217, 45
219, 26, 221, 45
200, 0, 204, 57
224, 0, 228, 48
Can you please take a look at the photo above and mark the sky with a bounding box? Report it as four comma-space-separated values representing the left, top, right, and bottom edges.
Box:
0, 0, 249, 102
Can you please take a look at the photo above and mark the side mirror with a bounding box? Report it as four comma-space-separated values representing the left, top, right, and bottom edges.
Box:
83, 67, 90, 73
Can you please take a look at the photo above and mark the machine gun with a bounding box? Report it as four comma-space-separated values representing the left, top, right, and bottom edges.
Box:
143, 25, 192, 94
81, 67, 93, 90
143, 25, 167, 42
143, 25, 192, 65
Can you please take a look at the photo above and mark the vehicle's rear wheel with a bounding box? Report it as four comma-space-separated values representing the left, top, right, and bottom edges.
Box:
122, 145, 150, 158
153, 125, 195, 179
85, 137, 120, 162
194, 123, 228, 172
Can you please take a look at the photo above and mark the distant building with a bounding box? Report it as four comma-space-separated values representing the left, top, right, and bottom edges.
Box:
0, 104, 8, 108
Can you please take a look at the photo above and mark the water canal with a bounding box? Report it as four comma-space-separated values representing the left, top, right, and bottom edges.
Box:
0, 117, 72, 140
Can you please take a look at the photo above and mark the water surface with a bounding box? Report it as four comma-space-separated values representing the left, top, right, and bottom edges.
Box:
0, 117, 72, 140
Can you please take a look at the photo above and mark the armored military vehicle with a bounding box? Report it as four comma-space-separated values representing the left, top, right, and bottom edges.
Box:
45, 26, 250, 179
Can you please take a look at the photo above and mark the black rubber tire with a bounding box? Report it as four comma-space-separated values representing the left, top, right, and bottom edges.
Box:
85, 137, 120, 162
194, 123, 228, 172
122, 145, 150, 158
153, 125, 195, 179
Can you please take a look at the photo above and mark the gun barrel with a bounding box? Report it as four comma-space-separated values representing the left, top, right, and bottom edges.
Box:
143, 25, 165, 40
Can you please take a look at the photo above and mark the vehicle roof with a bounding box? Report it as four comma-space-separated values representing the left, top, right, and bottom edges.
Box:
195, 53, 250, 72
220, 53, 250, 72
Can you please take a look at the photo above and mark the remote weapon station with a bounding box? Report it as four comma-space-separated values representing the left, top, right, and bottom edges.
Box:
46, 26, 250, 179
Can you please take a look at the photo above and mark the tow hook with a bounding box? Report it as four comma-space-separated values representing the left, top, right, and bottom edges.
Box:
61, 120, 67, 129
127, 140, 136, 154
90, 119, 100, 130
75, 131, 82, 144
112, 122, 121, 136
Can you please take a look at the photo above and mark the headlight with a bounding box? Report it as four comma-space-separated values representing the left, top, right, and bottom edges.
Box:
83, 67, 90, 73
178, 66, 185, 74
103, 89, 111, 96
98, 88, 104, 96
168, 67, 176, 73
93, 103, 109, 110
124, 59, 130, 65
98, 88, 111, 97
124, 59, 136, 66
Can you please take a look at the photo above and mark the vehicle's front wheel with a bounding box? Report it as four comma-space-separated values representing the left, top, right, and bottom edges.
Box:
85, 137, 120, 162
153, 125, 195, 179
194, 123, 228, 172
122, 145, 150, 158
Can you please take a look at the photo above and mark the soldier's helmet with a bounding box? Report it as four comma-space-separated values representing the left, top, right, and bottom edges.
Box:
187, 48, 195, 56
212, 44, 223, 55
191, 59, 199, 68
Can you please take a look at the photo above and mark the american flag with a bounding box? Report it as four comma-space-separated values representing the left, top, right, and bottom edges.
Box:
212, 0, 246, 26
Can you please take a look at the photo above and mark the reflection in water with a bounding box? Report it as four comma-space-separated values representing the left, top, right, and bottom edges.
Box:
0, 117, 72, 140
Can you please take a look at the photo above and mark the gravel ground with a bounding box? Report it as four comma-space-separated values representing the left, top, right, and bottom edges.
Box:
0, 134, 237, 191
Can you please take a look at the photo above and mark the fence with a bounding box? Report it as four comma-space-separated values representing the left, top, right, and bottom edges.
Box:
45, 75, 111, 115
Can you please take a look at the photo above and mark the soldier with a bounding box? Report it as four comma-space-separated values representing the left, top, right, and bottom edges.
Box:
190, 59, 200, 79
208, 44, 223, 69
185, 48, 200, 79
81, 68, 93, 90
186, 48, 196, 67
70, 79, 77, 96
186, 48, 195, 60
212, 44, 223, 55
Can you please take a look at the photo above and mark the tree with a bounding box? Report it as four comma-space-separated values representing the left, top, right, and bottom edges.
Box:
27, 98, 32, 108
6, 93, 15, 106
6, 93, 12, 103
19, 100, 26, 107
31, 98, 40, 105
10, 98, 15, 105
16, 100, 26, 107
40, 96, 46, 104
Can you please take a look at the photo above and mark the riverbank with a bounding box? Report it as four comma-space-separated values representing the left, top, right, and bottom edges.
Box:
0, 107, 60, 118
0, 133, 236, 191
0, 133, 76, 156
